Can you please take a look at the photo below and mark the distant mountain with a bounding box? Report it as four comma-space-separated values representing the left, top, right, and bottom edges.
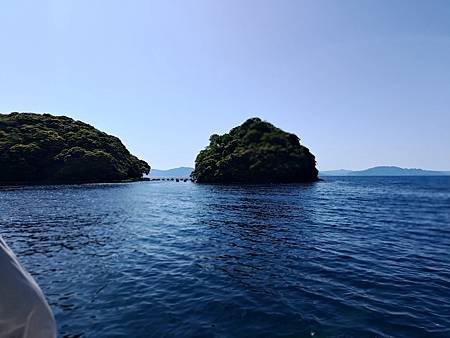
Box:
318, 169, 353, 176
320, 166, 450, 176
148, 167, 193, 178
349, 166, 449, 176
149, 166, 448, 178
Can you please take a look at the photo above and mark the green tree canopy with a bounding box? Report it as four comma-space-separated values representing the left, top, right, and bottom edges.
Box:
0, 112, 150, 183
192, 118, 318, 183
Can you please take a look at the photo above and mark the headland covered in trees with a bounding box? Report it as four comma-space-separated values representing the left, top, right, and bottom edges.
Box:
0, 113, 150, 184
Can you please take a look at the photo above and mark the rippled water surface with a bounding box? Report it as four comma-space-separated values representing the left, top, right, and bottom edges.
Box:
1, 177, 449, 337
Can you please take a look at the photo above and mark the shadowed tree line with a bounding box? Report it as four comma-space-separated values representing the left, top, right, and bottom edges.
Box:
0, 113, 150, 183
192, 118, 318, 183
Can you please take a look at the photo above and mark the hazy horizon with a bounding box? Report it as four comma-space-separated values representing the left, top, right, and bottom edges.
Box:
1, 0, 449, 171
151, 165, 450, 172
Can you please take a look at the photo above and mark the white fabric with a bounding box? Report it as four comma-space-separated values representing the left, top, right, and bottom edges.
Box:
0, 237, 56, 338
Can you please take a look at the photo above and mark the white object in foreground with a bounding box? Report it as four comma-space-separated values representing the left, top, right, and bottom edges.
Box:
0, 237, 56, 338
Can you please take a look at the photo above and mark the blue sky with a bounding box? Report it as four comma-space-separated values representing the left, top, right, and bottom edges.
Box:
1, 0, 449, 170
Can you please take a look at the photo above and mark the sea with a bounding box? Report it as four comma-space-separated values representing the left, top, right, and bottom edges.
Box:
0, 176, 449, 338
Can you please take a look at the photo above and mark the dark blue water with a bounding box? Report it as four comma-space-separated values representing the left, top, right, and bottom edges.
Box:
1, 177, 449, 338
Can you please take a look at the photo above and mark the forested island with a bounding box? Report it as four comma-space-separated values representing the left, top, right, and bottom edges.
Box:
0, 113, 150, 184
192, 118, 318, 183
0, 113, 318, 185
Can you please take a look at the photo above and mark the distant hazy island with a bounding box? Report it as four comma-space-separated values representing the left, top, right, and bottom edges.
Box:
320, 166, 450, 176
150, 166, 450, 179
149, 167, 194, 178
0, 113, 150, 184
192, 118, 318, 183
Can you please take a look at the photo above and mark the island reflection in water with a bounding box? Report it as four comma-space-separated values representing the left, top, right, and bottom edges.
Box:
1, 177, 449, 338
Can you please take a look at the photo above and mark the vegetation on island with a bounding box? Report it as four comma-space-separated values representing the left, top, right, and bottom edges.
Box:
0, 112, 150, 184
192, 117, 318, 183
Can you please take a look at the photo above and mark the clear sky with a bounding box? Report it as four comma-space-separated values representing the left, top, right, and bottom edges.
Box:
1, 0, 449, 170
